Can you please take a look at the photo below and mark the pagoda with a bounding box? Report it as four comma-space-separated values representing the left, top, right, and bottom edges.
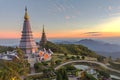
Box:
19, 7, 37, 54
39, 25, 47, 45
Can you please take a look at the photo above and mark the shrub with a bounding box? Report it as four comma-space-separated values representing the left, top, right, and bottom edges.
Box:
55, 60, 62, 65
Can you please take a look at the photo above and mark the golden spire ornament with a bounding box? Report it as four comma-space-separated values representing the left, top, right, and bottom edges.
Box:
24, 7, 29, 20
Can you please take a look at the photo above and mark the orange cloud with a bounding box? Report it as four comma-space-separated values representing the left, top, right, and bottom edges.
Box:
82, 32, 120, 38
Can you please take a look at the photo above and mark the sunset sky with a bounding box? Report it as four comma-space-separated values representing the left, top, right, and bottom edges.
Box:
1, 0, 120, 38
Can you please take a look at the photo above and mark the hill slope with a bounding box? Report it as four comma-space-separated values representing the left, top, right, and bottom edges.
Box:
40, 41, 98, 58
76, 39, 120, 52
54, 39, 120, 58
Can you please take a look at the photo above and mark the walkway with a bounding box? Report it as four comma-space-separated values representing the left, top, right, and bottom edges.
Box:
26, 60, 120, 79
55, 60, 120, 74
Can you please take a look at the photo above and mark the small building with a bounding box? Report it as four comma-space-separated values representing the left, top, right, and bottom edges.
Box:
36, 48, 53, 62
0, 50, 19, 60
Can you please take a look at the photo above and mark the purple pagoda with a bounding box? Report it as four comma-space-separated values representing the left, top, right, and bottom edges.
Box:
19, 8, 38, 54
39, 25, 47, 45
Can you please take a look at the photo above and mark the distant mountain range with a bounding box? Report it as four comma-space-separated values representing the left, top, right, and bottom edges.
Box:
54, 39, 120, 58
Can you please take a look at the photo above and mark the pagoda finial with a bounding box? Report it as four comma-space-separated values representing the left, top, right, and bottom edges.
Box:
43, 24, 45, 33
24, 7, 29, 20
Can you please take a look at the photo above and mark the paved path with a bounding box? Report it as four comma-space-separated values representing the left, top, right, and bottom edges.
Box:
27, 72, 43, 76
55, 60, 120, 74
26, 60, 120, 79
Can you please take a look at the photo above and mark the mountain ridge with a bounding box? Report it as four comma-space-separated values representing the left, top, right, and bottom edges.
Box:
54, 39, 120, 58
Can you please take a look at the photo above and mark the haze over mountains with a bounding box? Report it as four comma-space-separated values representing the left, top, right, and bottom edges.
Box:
55, 39, 120, 59
0, 38, 120, 58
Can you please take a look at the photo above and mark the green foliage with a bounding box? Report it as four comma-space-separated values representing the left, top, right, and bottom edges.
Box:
43, 68, 56, 78
64, 64, 78, 76
80, 71, 97, 80
85, 72, 97, 80
40, 41, 68, 53
65, 65, 77, 71
97, 56, 105, 62
41, 61, 48, 66
71, 56, 76, 60
55, 60, 62, 65
59, 44, 97, 57
64, 53, 68, 56
56, 72, 62, 80
75, 70, 79, 77
0, 46, 14, 53
98, 70, 110, 78
81, 55, 85, 60
16, 47, 24, 58
76, 55, 80, 59
0, 60, 29, 80
40, 41, 98, 58
34, 63, 45, 73
50, 58, 55, 66
56, 68, 68, 80
25, 74, 55, 80
66, 56, 70, 60
0, 47, 30, 80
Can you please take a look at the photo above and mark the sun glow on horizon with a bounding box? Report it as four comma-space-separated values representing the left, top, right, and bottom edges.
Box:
1, 1, 120, 39
1, 31, 120, 39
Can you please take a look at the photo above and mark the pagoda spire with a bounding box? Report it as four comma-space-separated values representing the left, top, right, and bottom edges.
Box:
19, 7, 37, 54
39, 25, 47, 45
24, 7, 29, 20
43, 24, 45, 33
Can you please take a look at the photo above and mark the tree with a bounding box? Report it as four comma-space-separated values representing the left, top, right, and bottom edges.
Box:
15, 47, 29, 76
66, 56, 70, 60
56, 72, 62, 80
50, 58, 55, 66
65, 65, 76, 71
16, 47, 24, 59
55, 60, 61, 65
0, 47, 29, 79
81, 56, 85, 60
56, 68, 68, 80
0, 46, 14, 53
71, 56, 75, 60
62, 69, 68, 80
34, 63, 44, 72
64, 53, 68, 57
97, 56, 105, 62
80, 71, 97, 80
80, 71, 85, 80
76, 55, 80, 59
75, 70, 79, 77
0, 61, 21, 80
98, 70, 110, 79
41, 61, 48, 66
85, 72, 97, 80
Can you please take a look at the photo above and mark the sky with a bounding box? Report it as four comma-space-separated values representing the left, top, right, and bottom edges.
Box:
1, 0, 120, 39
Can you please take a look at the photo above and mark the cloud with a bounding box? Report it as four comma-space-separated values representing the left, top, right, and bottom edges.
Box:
108, 6, 112, 10
65, 16, 71, 20
54, 0, 66, 12
84, 32, 102, 36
